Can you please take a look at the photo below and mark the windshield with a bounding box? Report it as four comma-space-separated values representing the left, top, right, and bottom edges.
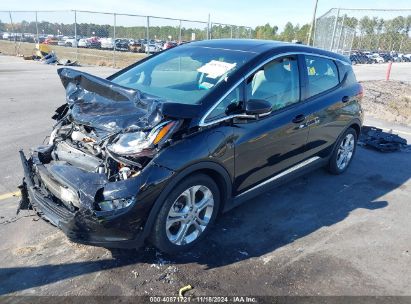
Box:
111, 45, 255, 104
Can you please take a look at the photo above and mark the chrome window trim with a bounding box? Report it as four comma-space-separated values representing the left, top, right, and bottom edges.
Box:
199, 51, 349, 127
235, 156, 321, 198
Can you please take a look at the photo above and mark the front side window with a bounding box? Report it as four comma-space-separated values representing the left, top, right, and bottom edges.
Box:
246, 56, 300, 111
111, 46, 255, 105
305, 55, 339, 98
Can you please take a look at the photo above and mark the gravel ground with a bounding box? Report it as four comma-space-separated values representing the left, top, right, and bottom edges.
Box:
361, 80, 411, 125
0, 55, 410, 298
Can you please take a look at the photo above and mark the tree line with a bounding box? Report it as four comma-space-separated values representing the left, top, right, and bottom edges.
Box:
0, 14, 410, 51
319, 14, 411, 51
0, 19, 310, 42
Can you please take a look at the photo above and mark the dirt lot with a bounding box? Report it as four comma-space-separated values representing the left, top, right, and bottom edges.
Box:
0, 55, 410, 298
361, 80, 411, 125
0, 39, 147, 68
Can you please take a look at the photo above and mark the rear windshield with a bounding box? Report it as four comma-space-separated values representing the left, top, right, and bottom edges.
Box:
111, 45, 255, 104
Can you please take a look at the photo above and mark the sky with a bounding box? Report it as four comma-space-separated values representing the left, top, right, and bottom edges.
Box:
1, 0, 411, 29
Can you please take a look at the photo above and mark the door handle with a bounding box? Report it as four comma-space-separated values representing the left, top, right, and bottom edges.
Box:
342, 96, 350, 103
292, 114, 306, 124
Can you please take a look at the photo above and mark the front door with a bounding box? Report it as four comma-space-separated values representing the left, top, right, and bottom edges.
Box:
233, 55, 310, 195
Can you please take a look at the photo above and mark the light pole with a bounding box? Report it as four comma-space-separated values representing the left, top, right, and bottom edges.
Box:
307, 0, 319, 46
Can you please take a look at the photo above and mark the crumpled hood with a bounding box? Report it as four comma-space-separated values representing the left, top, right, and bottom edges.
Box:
57, 68, 200, 132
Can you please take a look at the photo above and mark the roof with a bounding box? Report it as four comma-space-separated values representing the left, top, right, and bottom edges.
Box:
187, 39, 350, 63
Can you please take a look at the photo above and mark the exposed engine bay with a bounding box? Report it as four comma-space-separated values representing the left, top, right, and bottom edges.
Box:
48, 118, 179, 182
43, 68, 199, 183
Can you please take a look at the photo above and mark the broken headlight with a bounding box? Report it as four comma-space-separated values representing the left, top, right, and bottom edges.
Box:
107, 121, 176, 156
98, 197, 136, 211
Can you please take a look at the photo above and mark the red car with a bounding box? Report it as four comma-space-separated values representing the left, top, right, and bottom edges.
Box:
44, 37, 59, 45
162, 41, 177, 50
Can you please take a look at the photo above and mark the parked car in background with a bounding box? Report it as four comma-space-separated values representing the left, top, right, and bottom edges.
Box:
368, 53, 384, 64
78, 38, 88, 48
142, 43, 160, 53
57, 37, 67, 47
100, 38, 114, 50
163, 41, 177, 50
379, 53, 394, 62
19, 40, 363, 254
349, 52, 372, 64
36, 36, 47, 44
64, 37, 78, 47
115, 38, 130, 52
349, 54, 360, 65
44, 36, 59, 45
87, 37, 101, 49
129, 40, 143, 53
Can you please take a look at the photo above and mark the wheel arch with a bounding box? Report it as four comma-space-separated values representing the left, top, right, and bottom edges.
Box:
141, 161, 233, 240
349, 121, 361, 138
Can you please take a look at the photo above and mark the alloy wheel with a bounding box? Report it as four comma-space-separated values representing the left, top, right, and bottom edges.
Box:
336, 133, 355, 170
165, 185, 214, 245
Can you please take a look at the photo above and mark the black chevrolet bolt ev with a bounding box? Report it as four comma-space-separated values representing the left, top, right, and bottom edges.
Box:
19, 39, 363, 254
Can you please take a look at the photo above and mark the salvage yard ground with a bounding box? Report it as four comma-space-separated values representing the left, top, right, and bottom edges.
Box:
0, 40, 147, 68
0, 55, 410, 296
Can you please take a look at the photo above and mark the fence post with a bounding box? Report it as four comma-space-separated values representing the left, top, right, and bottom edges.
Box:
8, 11, 16, 54
35, 11, 39, 43
330, 8, 340, 51
74, 10, 78, 61
350, 31, 355, 53
307, 0, 319, 45
179, 19, 182, 42
335, 14, 345, 54
146, 16, 150, 54
207, 14, 211, 39
399, 35, 404, 53
113, 13, 116, 67
341, 30, 347, 54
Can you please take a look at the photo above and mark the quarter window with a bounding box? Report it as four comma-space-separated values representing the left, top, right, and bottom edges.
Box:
205, 86, 241, 121
246, 56, 300, 111
305, 56, 339, 98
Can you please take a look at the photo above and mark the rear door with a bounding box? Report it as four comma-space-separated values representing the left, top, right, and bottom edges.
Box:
302, 55, 359, 159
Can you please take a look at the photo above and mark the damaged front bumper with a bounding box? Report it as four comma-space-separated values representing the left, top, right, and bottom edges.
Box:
19, 149, 174, 249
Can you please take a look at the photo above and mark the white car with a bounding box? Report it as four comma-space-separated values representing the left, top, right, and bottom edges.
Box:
57, 38, 66, 46
2, 32, 10, 40
78, 39, 88, 48
143, 43, 159, 53
100, 38, 114, 49
64, 37, 78, 47
369, 53, 384, 64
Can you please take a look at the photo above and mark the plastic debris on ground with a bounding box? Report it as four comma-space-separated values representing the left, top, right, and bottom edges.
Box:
178, 285, 193, 297
359, 126, 411, 152
24, 43, 80, 66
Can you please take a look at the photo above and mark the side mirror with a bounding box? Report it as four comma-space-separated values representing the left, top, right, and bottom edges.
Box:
245, 99, 272, 116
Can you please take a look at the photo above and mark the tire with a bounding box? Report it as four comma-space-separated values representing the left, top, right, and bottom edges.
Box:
327, 127, 357, 175
150, 174, 220, 254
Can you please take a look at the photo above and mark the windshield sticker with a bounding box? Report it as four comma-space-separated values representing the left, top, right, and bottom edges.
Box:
197, 60, 237, 79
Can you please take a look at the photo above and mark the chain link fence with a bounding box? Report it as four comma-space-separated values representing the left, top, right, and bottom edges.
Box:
0, 10, 252, 68
314, 8, 411, 56
210, 22, 252, 39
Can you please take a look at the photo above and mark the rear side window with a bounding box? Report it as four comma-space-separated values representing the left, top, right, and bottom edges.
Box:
305, 56, 339, 98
